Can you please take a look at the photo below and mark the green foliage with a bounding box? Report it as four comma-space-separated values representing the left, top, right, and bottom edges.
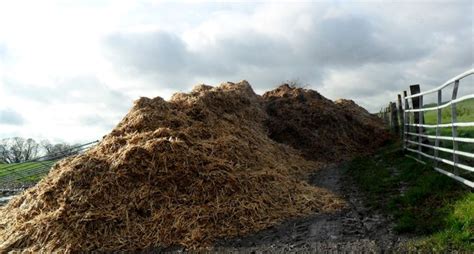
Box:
346, 143, 473, 251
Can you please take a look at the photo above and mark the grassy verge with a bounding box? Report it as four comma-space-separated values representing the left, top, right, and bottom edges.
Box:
345, 142, 473, 252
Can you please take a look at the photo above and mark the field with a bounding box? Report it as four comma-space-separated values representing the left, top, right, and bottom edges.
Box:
0, 161, 56, 184
422, 98, 474, 137
0, 162, 46, 175
346, 143, 474, 252
406, 99, 474, 173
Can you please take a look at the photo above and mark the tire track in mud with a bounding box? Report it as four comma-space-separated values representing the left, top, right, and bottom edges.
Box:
209, 164, 408, 253
149, 164, 409, 253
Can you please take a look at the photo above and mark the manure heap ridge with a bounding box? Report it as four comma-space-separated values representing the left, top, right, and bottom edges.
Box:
0, 81, 389, 252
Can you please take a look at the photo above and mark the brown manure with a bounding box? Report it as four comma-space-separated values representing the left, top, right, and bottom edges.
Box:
0, 81, 348, 252
263, 84, 390, 161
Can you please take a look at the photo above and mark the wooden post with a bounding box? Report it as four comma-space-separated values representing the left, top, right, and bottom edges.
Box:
403, 90, 410, 150
382, 108, 385, 123
384, 106, 389, 125
410, 85, 422, 124
387, 103, 391, 128
390, 102, 399, 134
451, 80, 459, 173
410, 84, 424, 159
388, 103, 393, 129
397, 94, 404, 138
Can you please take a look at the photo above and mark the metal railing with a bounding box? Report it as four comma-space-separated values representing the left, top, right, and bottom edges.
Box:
0, 140, 99, 190
401, 68, 474, 188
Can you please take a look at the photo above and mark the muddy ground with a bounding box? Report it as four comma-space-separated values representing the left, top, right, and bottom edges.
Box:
150, 164, 409, 253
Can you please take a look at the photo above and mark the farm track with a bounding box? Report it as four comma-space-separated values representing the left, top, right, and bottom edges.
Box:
153, 164, 408, 253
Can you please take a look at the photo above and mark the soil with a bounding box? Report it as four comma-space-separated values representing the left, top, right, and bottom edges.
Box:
150, 164, 408, 253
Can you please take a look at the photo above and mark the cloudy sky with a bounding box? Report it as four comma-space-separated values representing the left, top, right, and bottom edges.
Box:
0, 0, 472, 143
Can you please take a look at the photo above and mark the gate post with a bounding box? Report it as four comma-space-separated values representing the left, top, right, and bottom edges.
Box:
397, 94, 404, 139
410, 84, 424, 159
403, 90, 410, 151
390, 102, 399, 134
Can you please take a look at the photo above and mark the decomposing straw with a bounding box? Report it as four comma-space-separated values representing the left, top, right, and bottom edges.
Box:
0, 81, 388, 252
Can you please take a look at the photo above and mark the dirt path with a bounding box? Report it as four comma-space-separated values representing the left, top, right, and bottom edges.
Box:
151, 164, 408, 253
208, 164, 407, 253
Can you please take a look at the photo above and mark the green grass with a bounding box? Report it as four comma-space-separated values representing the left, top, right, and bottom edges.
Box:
0, 161, 56, 182
422, 98, 474, 138
406, 99, 474, 167
424, 99, 474, 124
416, 194, 474, 252
0, 162, 44, 175
345, 142, 474, 252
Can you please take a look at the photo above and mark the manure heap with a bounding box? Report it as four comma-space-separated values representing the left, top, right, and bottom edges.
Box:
0, 81, 389, 252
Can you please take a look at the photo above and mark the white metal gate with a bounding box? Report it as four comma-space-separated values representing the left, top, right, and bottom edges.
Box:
402, 69, 474, 188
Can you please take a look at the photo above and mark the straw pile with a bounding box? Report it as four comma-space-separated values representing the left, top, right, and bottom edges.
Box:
263, 84, 389, 161
0, 81, 353, 252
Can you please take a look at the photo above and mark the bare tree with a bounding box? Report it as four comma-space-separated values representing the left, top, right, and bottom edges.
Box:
40, 140, 77, 160
0, 137, 39, 163
0, 142, 9, 163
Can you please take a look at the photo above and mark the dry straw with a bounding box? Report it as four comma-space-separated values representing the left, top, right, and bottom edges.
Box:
0, 81, 387, 252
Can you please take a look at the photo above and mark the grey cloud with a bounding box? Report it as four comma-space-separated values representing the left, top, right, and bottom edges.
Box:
210, 33, 289, 67
102, 2, 472, 112
102, 14, 430, 90
103, 29, 321, 88
103, 31, 198, 90
306, 16, 380, 65
0, 108, 25, 125
104, 31, 188, 75
303, 15, 430, 66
